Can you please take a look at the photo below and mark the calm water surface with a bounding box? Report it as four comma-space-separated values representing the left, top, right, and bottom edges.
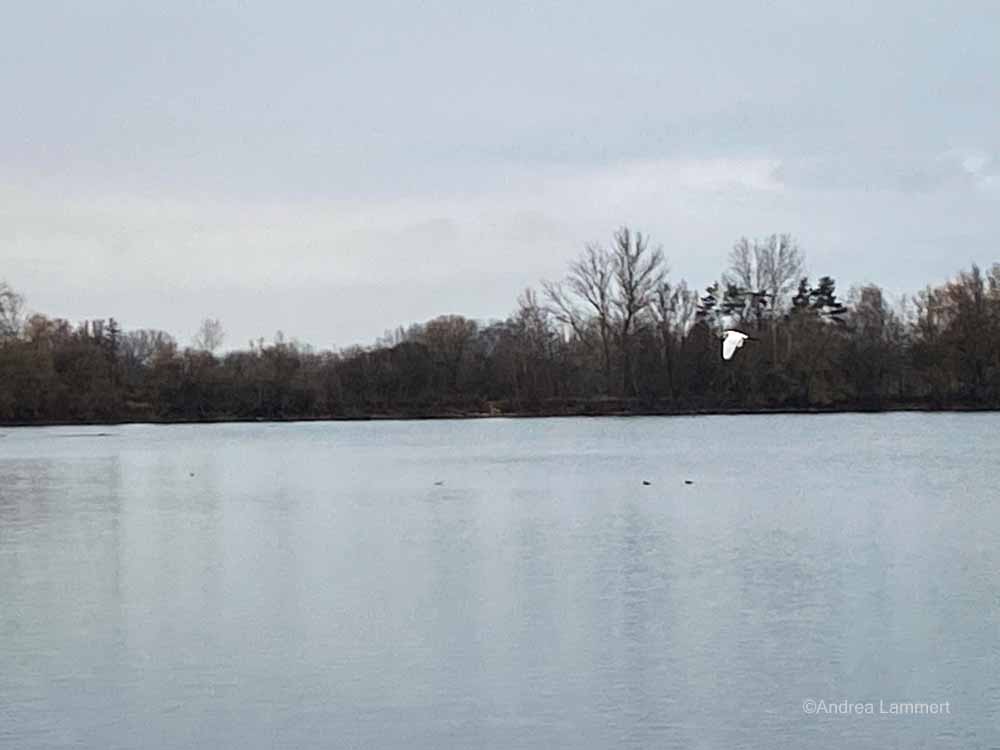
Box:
1, 415, 998, 749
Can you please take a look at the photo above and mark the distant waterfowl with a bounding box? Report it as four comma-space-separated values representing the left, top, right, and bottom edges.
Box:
684, 480, 694, 485
642, 480, 651, 486
721, 330, 758, 361
433, 481, 444, 486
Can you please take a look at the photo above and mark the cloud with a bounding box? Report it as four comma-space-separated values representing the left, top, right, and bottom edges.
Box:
772, 149, 1000, 194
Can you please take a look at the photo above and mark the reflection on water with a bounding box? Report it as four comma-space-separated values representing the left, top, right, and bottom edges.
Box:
1, 415, 999, 749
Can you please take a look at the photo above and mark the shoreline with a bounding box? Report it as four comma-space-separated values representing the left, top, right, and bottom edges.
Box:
3, 403, 998, 428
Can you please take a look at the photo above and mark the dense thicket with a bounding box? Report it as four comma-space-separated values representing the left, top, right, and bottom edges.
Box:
2, 231, 999, 424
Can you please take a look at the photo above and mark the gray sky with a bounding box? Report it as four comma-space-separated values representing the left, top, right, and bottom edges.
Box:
3, 1, 998, 349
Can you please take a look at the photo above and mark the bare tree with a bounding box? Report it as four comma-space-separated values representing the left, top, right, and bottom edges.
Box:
541, 279, 585, 340
418, 315, 479, 393
727, 237, 758, 294
846, 285, 911, 402
653, 281, 698, 338
514, 288, 555, 357
611, 227, 667, 395
725, 234, 804, 363
501, 288, 559, 403
0, 281, 25, 340
193, 317, 225, 353
725, 234, 804, 319
652, 279, 697, 399
761, 234, 805, 312
123, 329, 177, 368
544, 243, 617, 393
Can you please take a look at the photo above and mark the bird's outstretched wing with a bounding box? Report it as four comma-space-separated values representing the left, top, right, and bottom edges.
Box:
722, 331, 743, 360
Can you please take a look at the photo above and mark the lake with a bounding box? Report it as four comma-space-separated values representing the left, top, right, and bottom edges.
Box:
1, 414, 998, 749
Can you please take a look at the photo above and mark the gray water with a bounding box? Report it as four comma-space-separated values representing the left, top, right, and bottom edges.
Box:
1, 414, 998, 749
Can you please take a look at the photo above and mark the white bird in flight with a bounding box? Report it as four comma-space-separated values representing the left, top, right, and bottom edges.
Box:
721, 330, 758, 360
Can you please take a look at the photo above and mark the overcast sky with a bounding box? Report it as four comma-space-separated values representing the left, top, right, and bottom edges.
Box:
2, 1, 998, 349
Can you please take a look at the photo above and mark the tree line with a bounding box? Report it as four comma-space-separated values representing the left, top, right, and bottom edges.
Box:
2, 229, 999, 424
